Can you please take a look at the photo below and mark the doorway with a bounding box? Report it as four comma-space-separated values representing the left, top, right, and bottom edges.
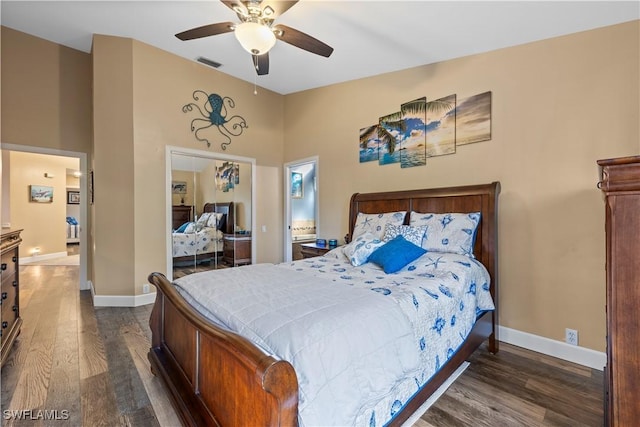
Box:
284, 157, 319, 262
1, 143, 89, 290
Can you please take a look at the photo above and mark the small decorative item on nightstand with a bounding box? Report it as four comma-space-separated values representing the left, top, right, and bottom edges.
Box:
316, 238, 327, 248
328, 239, 338, 248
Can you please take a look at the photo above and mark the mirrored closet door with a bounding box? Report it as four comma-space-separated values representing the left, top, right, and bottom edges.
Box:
169, 148, 254, 279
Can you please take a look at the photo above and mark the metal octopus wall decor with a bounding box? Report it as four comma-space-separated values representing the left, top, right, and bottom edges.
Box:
182, 90, 248, 150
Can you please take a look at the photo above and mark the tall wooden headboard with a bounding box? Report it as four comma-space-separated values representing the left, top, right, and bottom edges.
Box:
203, 201, 235, 235
348, 182, 501, 344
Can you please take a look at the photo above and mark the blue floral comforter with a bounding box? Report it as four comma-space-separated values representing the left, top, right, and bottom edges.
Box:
173, 247, 493, 426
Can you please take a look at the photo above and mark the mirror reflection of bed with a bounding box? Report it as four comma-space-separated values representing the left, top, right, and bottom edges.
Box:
172, 202, 235, 278
170, 151, 253, 279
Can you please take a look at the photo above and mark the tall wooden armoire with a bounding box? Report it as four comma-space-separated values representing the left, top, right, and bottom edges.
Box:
597, 155, 640, 426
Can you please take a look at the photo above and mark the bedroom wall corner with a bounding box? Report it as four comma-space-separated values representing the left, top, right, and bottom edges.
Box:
92, 34, 136, 297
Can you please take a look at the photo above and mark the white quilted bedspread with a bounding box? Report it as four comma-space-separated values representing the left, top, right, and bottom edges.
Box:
173, 249, 493, 426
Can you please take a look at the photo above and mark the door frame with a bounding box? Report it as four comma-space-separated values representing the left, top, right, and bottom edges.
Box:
1, 142, 89, 290
283, 156, 319, 262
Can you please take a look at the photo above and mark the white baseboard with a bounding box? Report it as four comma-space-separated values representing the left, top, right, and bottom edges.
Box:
499, 326, 606, 370
20, 251, 67, 265
89, 281, 156, 307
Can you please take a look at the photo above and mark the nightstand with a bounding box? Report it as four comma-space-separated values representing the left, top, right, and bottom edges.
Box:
300, 242, 336, 259
223, 234, 252, 266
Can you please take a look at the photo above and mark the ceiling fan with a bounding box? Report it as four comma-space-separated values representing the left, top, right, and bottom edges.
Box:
175, 0, 334, 76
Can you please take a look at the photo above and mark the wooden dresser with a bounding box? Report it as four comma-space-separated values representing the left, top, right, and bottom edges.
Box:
172, 205, 193, 230
1, 229, 23, 366
223, 234, 252, 266
597, 155, 640, 426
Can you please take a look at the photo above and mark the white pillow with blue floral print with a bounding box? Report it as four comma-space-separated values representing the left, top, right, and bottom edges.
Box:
382, 224, 427, 246
352, 211, 406, 240
206, 212, 224, 229
409, 211, 481, 257
342, 232, 386, 266
196, 212, 213, 227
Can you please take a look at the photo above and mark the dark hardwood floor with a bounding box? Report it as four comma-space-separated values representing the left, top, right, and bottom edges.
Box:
1, 264, 603, 426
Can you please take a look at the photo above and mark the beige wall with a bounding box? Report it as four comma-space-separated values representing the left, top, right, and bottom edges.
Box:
283, 21, 640, 352
92, 35, 136, 297
1, 27, 92, 153
7, 151, 79, 256
94, 36, 285, 296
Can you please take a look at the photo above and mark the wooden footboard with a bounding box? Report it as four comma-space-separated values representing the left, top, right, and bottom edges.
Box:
147, 272, 299, 427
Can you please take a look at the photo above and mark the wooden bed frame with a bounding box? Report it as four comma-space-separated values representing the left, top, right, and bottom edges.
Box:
149, 182, 500, 426
172, 201, 235, 265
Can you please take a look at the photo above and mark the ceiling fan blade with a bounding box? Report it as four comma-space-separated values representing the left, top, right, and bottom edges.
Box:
252, 53, 269, 75
175, 22, 234, 41
274, 24, 333, 58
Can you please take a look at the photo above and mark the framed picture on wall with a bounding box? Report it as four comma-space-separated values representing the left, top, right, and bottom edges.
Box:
30, 185, 53, 203
67, 190, 80, 204
171, 181, 187, 194
291, 172, 303, 199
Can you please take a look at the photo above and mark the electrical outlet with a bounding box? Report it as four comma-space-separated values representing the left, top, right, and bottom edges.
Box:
565, 328, 578, 346
142, 284, 150, 294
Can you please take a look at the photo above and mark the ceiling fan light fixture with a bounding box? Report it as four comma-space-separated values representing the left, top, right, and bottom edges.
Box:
234, 22, 276, 55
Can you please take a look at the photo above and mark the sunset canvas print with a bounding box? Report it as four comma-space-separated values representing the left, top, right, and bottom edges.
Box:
426, 94, 457, 157
456, 91, 492, 145
359, 91, 491, 169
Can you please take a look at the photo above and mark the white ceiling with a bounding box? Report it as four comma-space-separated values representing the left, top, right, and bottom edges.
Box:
2, 1, 638, 95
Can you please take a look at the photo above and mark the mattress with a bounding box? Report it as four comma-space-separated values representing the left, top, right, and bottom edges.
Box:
172, 247, 493, 426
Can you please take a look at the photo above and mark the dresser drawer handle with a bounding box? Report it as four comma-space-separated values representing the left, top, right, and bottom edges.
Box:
1, 263, 6, 271
13, 281, 18, 287
1, 292, 6, 300
12, 305, 18, 312
12, 256, 17, 263
2, 321, 8, 329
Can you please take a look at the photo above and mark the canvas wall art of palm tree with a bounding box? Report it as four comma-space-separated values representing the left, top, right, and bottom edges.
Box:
378, 111, 404, 166
358, 91, 491, 168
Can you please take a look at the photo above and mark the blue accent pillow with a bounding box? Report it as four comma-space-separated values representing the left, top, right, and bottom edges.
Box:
175, 222, 191, 233
368, 235, 427, 274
